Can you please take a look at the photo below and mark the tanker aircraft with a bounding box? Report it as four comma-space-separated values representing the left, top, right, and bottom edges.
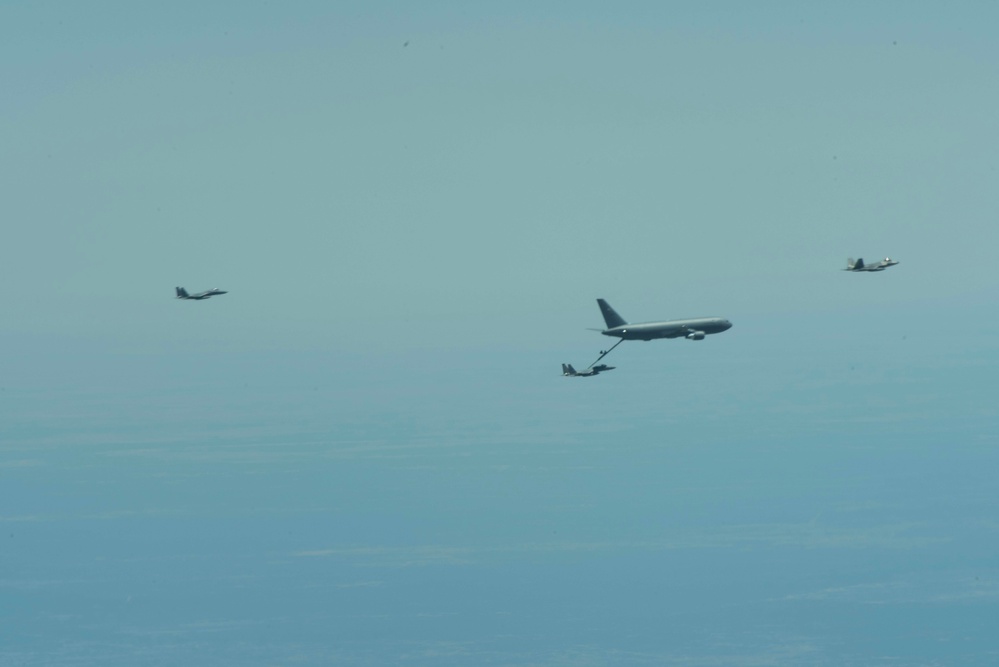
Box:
580, 298, 732, 368
596, 299, 732, 342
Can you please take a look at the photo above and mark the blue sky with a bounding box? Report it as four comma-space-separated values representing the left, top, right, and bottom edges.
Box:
3, 3, 999, 665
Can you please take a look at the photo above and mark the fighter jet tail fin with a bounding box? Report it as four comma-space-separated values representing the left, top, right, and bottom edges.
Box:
566, 364, 578, 375
597, 299, 627, 329
848, 258, 864, 270
176, 287, 189, 298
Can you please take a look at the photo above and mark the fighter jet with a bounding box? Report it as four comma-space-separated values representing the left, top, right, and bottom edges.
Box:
175, 286, 228, 300
845, 257, 899, 272
562, 363, 615, 377
596, 299, 732, 342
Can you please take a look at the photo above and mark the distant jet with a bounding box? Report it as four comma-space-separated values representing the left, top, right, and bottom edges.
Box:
596, 299, 732, 342
845, 257, 899, 272
562, 363, 615, 377
175, 286, 228, 300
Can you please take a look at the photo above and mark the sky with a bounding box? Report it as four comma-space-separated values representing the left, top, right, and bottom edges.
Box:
2, 2, 999, 665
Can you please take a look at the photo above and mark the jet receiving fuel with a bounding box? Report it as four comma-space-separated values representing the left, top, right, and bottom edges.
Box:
562, 363, 615, 377
845, 257, 899, 272
175, 286, 228, 300
596, 299, 732, 342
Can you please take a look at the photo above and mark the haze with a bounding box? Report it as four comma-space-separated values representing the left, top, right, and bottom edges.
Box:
3, 3, 999, 665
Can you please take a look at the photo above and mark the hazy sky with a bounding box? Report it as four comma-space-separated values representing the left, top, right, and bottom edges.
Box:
3, 3, 999, 665
4, 1, 999, 351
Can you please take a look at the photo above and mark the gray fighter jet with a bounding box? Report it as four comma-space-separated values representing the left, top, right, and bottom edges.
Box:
845, 257, 899, 272
175, 286, 228, 300
596, 299, 732, 342
562, 363, 615, 377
